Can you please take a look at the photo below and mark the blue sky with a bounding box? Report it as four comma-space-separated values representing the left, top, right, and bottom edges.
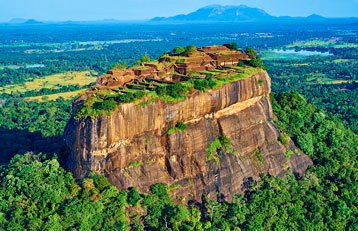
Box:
0, 0, 357, 21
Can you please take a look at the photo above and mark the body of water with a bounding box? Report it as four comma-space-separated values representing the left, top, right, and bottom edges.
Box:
25, 64, 46, 68
272, 49, 332, 56
0, 64, 46, 69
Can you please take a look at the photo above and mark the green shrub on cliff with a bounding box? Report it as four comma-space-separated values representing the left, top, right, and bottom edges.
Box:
249, 58, 264, 68
258, 79, 265, 86
119, 90, 145, 103
245, 47, 257, 59
167, 122, 187, 135
74, 97, 119, 120
193, 78, 218, 92
206, 135, 235, 165
155, 83, 189, 102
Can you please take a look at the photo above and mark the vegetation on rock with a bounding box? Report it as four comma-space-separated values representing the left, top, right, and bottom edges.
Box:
206, 135, 235, 165
167, 122, 187, 135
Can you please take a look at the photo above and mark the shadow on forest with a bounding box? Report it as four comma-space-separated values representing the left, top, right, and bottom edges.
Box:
0, 128, 66, 165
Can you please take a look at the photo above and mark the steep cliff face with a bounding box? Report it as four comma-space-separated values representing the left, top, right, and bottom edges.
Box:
64, 70, 312, 202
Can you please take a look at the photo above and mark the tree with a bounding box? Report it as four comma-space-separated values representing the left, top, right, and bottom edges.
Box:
224, 43, 238, 50
140, 56, 151, 62
172, 47, 186, 55
113, 63, 128, 70
245, 47, 257, 59
184, 45, 197, 55
249, 58, 264, 68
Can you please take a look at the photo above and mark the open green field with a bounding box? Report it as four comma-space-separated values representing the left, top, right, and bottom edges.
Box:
0, 71, 97, 94
27, 89, 86, 102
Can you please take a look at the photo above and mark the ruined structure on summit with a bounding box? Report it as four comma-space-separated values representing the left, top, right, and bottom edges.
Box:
73, 45, 250, 107
97, 45, 249, 88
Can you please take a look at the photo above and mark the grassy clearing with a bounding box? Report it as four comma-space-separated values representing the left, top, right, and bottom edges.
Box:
0, 71, 97, 93
27, 90, 86, 102
332, 59, 357, 63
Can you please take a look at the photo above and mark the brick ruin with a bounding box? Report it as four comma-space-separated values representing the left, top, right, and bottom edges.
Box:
74, 45, 251, 106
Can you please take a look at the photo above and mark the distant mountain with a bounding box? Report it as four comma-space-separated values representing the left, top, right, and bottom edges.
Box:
151, 5, 326, 23
8, 18, 28, 24
23, 19, 43, 25
306, 14, 325, 20
152, 5, 275, 22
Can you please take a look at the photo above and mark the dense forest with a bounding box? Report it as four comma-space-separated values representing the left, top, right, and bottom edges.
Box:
0, 98, 72, 163
1, 92, 357, 230
1, 22, 358, 230
267, 51, 358, 133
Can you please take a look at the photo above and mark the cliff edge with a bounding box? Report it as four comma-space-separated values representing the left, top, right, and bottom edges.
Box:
64, 45, 312, 202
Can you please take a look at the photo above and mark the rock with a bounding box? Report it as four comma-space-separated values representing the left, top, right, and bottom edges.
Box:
64, 70, 312, 202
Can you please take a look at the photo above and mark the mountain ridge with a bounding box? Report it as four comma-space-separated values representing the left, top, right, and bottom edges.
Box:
151, 4, 326, 23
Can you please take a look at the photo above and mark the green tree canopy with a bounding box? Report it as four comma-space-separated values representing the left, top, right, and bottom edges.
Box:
113, 62, 128, 70
172, 46, 186, 54
183, 45, 197, 55
245, 47, 257, 58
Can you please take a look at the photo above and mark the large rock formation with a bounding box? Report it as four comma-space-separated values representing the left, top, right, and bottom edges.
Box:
64, 46, 312, 202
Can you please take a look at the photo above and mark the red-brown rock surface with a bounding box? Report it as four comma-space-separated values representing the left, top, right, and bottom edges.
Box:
64, 70, 312, 202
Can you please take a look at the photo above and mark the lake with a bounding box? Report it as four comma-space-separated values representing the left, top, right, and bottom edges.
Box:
0, 64, 46, 69
262, 49, 332, 60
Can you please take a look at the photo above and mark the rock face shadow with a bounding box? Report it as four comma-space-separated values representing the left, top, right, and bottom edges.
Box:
0, 128, 64, 165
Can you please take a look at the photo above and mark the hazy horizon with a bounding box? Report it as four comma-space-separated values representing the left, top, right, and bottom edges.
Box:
1, 0, 358, 22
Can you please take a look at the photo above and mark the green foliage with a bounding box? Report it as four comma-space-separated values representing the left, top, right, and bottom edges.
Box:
155, 83, 188, 100
183, 45, 197, 55
140, 56, 151, 63
74, 90, 149, 120
0, 98, 72, 163
159, 53, 170, 59
172, 46, 186, 54
258, 79, 264, 86
245, 47, 257, 58
176, 122, 187, 131
119, 90, 146, 103
249, 58, 264, 68
255, 149, 264, 165
175, 58, 186, 63
193, 79, 208, 91
128, 161, 143, 167
206, 139, 222, 164
133, 56, 151, 66
74, 97, 118, 120
113, 62, 128, 70
193, 78, 217, 91
237, 62, 246, 67
128, 187, 142, 206
0, 153, 130, 230
167, 122, 187, 135
223, 42, 238, 50
278, 132, 291, 147
285, 150, 294, 161
206, 135, 235, 165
